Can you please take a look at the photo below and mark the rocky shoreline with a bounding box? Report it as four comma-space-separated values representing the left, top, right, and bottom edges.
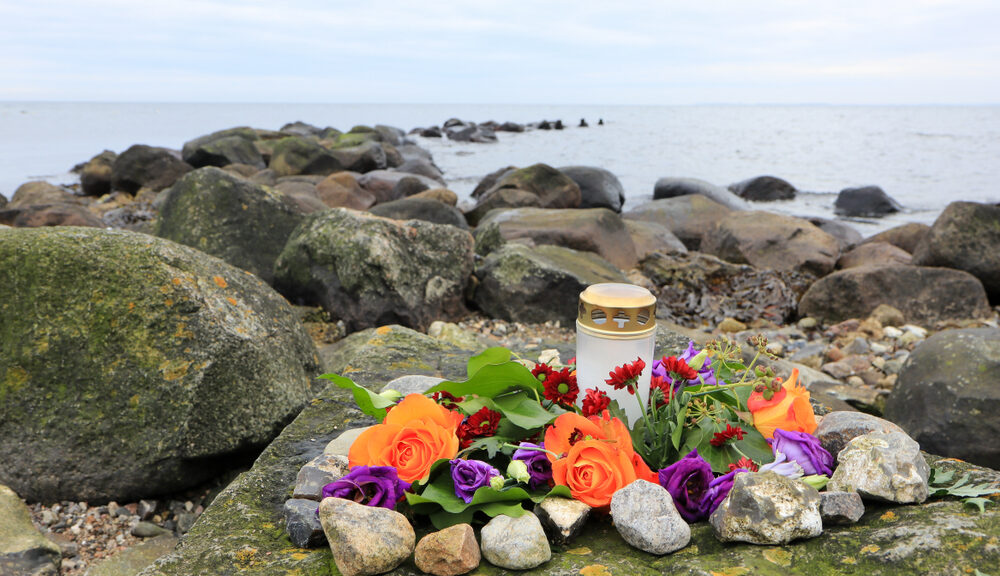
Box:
1, 118, 999, 575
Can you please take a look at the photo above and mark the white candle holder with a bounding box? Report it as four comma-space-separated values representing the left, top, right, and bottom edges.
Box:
575, 283, 657, 428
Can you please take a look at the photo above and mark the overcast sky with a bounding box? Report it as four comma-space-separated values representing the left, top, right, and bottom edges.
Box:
1, 0, 998, 104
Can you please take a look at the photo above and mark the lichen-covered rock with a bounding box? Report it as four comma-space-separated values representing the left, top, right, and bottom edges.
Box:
701, 211, 841, 276
828, 432, 930, 503
154, 167, 306, 284
283, 499, 325, 548
414, 524, 480, 576
0, 227, 320, 502
611, 480, 690, 554
268, 136, 346, 176
480, 513, 550, 570
710, 472, 823, 545
274, 209, 474, 332
820, 491, 865, 526
181, 127, 264, 169
467, 163, 581, 225
0, 484, 61, 576
912, 201, 1000, 301
318, 497, 414, 576
884, 328, 1000, 469
111, 144, 192, 194
534, 497, 590, 544
814, 411, 907, 463
624, 194, 734, 251
472, 244, 625, 326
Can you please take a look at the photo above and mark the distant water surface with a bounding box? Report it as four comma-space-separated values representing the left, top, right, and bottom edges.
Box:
2, 102, 998, 235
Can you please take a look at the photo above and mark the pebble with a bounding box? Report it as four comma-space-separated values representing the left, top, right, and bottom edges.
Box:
610, 480, 690, 555
293, 453, 350, 500
719, 317, 747, 333
319, 497, 415, 576
414, 523, 480, 576
797, 317, 819, 330
534, 496, 591, 544
883, 326, 904, 339
709, 472, 823, 545
480, 512, 551, 570
843, 337, 870, 355
828, 432, 930, 504
820, 491, 865, 525
825, 346, 845, 362
283, 499, 325, 548
131, 521, 170, 538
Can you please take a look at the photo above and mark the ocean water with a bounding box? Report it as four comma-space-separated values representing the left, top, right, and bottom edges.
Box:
2, 102, 998, 236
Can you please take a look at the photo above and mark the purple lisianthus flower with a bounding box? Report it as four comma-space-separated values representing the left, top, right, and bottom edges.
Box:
322, 465, 411, 509
759, 451, 804, 479
657, 449, 714, 522
703, 468, 750, 516
770, 429, 834, 476
450, 459, 501, 503
512, 442, 554, 490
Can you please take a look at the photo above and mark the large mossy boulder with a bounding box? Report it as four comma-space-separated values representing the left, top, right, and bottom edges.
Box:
624, 195, 733, 251
912, 201, 1000, 302
111, 145, 192, 194
0, 227, 320, 502
798, 265, 992, 325
885, 328, 1000, 469
274, 209, 474, 332
472, 244, 625, 326
181, 127, 264, 169
268, 137, 347, 177
154, 167, 306, 284
466, 164, 581, 225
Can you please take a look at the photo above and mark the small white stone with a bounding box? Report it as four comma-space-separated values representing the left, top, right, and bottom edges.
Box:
480, 513, 550, 570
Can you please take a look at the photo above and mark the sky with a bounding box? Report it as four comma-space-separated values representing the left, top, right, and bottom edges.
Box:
1, 0, 998, 105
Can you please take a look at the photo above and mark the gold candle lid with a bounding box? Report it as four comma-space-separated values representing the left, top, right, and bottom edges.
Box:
577, 283, 657, 336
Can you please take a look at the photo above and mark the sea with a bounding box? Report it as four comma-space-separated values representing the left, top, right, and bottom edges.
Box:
2, 102, 999, 236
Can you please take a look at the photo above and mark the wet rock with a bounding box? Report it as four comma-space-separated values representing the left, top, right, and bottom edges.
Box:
112, 144, 192, 194
610, 480, 690, 555
884, 328, 1000, 468
414, 524, 480, 576
369, 197, 468, 229
79, 150, 118, 197
829, 432, 929, 503
834, 186, 901, 217
728, 175, 796, 201
652, 177, 749, 211
0, 484, 61, 576
862, 222, 930, 254
467, 164, 581, 225
912, 201, 1000, 301
319, 497, 415, 576
182, 127, 264, 169
820, 491, 864, 526
807, 217, 863, 251
293, 454, 350, 501
480, 513, 550, 570
558, 165, 626, 212
534, 497, 591, 545
701, 211, 840, 276
284, 499, 325, 548
710, 472, 823, 545
837, 241, 912, 269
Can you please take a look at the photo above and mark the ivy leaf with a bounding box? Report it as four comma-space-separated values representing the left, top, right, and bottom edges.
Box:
318, 373, 393, 422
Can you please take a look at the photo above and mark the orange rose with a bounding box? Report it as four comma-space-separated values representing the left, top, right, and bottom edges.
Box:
551, 438, 640, 508
747, 369, 817, 439
349, 393, 464, 483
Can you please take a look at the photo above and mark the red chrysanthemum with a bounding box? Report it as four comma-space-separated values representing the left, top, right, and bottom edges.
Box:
658, 356, 698, 382
431, 391, 464, 411
581, 388, 610, 417
649, 375, 674, 408
457, 407, 501, 449
710, 423, 746, 447
532, 363, 555, 382
543, 368, 579, 406
729, 457, 759, 472
605, 357, 646, 394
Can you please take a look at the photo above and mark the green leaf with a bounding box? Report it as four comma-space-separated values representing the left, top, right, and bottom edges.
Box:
318, 373, 393, 422
426, 361, 543, 399
466, 347, 513, 379
963, 497, 994, 513
493, 390, 559, 429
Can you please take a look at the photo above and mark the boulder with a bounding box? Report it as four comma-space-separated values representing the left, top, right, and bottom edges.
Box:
280, 121, 324, 137
79, 150, 117, 197
710, 472, 822, 545
472, 244, 625, 326
558, 166, 626, 212
273, 180, 328, 214
623, 195, 733, 251
181, 127, 264, 169
834, 186, 901, 217
862, 222, 930, 254
391, 175, 431, 198
700, 211, 841, 276
357, 170, 442, 205
0, 204, 103, 228
728, 175, 796, 201
610, 480, 690, 554
471, 166, 517, 199
827, 432, 929, 504
912, 201, 1000, 301
0, 484, 61, 575
642, 252, 800, 327
411, 188, 458, 206
837, 241, 912, 269
328, 141, 388, 174
268, 137, 346, 176
319, 498, 415, 576
395, 159, 445, 184
624, 220, 687, 260
369, 197, 469, 229
444, 121, 497, 144
154, 167, 306, 284
274, 208, 474, 332
374, 124, 406, 146
0, 227, 319, 502
808, 217, 863, 251
315, 172, 376, 210
464, 188, 542, 226
884, 328, 1000, 469
468, 164, 581, 225
111, 145, 192, 194
413, 524, 480, 576
9, 181, 80, 208
475, 207, 638, 270
652, 177, 749, 210
798, 265, 991, 325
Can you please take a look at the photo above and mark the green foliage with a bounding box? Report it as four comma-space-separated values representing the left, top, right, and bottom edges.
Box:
318, 373, 394, 422
929, 467, 999, 512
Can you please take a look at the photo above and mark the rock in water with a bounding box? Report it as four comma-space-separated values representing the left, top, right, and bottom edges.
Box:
828, 432, 930, 503
154, 167, 306, 284
480, 513, 550, 570
728, 175, 797, 201
558, 165, 626, 212
834, 186, 901, 217
534, 497, 591, 545
610, 480, 690, 555
0, 227, 319, 502
820, 491, 865, 526
0, 484, 62, 576
710, 472, 823, 545
912, 201, 1000, 302
884, 328, 1000, 469
414, 523, 480, 576
273, 208, 474, 332
318, 497, 414, 576
652, 177, 750, 211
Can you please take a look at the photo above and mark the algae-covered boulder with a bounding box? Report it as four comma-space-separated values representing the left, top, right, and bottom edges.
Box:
181, 127, 264, 169
274, 209, 474, 332
0, 484, 61, 575
0, 227, 320, 502
467, 164, 581, 225
154, 167, 305, 284
269, 136, 346, 176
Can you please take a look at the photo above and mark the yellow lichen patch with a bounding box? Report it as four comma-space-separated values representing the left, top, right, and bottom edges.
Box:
3, 366, 29, 395
860, 544, 880, 554
128, 302, 136, 311
762, 548, 792, 567
710, 568, 750, 576
579, 565, 611, 576
375, 326, 392, 335
159, 285, 171, 294
164, 298, 174, 308
227, 297, 239, 306
213, 276, 228, 288
233, 547, 259, 567
342, 366, 359, 374
160, 359, 191, 381
173, 323, 194, 340
880, 510, 898, 522
842, 557, 857, 564
566, 547, 592, 555
171, 277, 183, 286
129, 394, 140, 408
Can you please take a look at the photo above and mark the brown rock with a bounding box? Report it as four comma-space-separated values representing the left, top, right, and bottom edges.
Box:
414, 523, 480, 576
411, 188, 458, 206
701, 211, 841, 276
315, 172, 375, 210
868, 304, 904, 328
624, 220, 687, 260
0, 204, 103, 228
9, 181, 80, 208
624, 195, 732, 251
837, 241, 911, 269
862, 222, 930, 253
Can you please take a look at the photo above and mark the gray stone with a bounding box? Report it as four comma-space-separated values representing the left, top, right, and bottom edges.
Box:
828, 432, 930, 503
0, 484, 61, 576
709, 472, 823, 545
834, 186, 901, 218
132, 522, 171, 538
79, 150, 117, 197
467, 163, 581, 225
283, 499, 325, 548
175, 512, 197, 534
319, 497, 415, 576
700, 211, 841, 276
557, 165, 626, 212
112, 144, 192, 194
10, 181, 81, 208
534, 497, 591, 545
479, 513, 551, 570
369, 197, 468, 230
293, 454, 350, 501
182, 127, 264, 169
808, 217, 864, 252
379, 375, 445, 396
85, 534, 177, 576
820, 491, 865, 526
610, 480, 690, 555
624, 195, 733, 251
624, 220, 687, 260
728, 175, 796, 201
413, 524, 480, 576
324, 428, 370, 458
652, 177, 750, 211
814, 411, 906, 461
912, 201, 1000, 302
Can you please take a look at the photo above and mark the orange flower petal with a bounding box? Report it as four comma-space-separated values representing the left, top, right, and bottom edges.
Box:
384, 393, 463, 432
